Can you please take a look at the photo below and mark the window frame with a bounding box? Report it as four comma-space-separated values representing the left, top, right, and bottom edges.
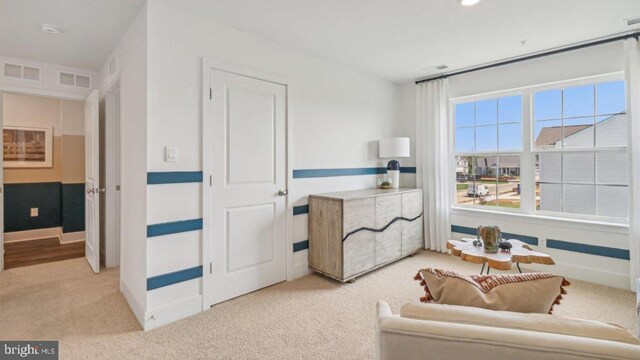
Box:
450, 72, 628, 225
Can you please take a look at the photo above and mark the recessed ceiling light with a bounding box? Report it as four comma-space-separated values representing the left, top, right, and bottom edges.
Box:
459, 0, 481, 6
41, 24, 61, 34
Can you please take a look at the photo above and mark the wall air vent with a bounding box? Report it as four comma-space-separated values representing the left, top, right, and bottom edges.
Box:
624, 16, 640, 27
59, 71, 91, 88
3, 63, 41, 81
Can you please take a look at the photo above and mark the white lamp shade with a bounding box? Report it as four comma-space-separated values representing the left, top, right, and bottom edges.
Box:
379, 137, 410, 158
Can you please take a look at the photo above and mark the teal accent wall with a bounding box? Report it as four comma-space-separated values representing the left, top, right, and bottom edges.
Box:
4, 182, 84, 233
61, 184, 85, 233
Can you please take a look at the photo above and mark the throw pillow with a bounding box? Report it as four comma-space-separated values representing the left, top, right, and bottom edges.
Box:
414, 268, 570, 314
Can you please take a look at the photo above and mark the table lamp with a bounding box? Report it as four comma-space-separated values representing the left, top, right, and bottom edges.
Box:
379, 137, 410, 189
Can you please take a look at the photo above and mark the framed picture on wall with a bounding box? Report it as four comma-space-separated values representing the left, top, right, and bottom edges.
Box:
3, 125, 53, 168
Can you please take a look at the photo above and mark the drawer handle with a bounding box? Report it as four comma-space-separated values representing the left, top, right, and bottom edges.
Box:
342, 212, 423, 242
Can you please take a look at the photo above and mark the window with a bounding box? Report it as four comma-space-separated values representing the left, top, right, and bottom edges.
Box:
534, 81, 627, 219
453, 77, 628, 223
455, 95, 523, 209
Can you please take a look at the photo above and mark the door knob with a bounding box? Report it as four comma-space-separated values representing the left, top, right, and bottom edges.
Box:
95, 188, 106, 193
278, 189, 288, 196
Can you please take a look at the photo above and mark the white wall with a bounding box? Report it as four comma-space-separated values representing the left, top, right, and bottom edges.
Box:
143, 0, 413, 329
98, 3, 149, 326
441, 41, 632, 290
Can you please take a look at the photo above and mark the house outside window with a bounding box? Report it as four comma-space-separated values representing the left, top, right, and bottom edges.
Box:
453, 75, 628, 223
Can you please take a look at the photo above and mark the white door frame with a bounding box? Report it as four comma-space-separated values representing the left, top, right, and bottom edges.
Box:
104, 79, 121, 267
201, 58, 294, 310
0, 86, 90, 272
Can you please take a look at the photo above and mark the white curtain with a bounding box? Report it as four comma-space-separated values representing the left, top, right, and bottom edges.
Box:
625, 38, 640, 292
416, 79, 452, 253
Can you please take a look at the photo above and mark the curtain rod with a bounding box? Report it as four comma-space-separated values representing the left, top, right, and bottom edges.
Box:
415, 31, 640, 85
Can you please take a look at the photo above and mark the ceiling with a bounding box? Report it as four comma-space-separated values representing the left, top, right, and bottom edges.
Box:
1, 1, 639, 81
158, 0, 640, 83
0, 0, 145, 70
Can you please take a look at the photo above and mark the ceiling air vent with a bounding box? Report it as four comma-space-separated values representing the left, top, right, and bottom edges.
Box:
3, 63, 41, 81
624, 16, 640, 27
59, 71, 91, 88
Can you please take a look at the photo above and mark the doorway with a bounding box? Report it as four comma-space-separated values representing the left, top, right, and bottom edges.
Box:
0, 88, 120, 272
203, 67, 289, 306
0, 92, 88, 269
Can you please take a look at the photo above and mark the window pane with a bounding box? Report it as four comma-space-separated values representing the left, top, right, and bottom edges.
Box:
498, 95, 522, 123
563, 152, 594, 184
596, 185, 628, 218
456, 102, 475, 128
564, 84, 594, 118
534, 89, 562, 120
596, 81, 625, 115
534, 119, 562, 149
497, 155, 520, 209
538, 153, 561, 183
455, 127, 474, 152
476, 125, 497, 151
595, 114, 627, 148
476, 99, 497, 126
455, 156, 474, 205
539, 183, 562, 212
474, 156, 497, 207
563, 184, 595, 215
563, 117, 594, 148
498, 123, 521, 150
596, 152, 627, 185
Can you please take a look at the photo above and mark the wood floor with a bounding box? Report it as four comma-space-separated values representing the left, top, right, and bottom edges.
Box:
4, 237, 84, 269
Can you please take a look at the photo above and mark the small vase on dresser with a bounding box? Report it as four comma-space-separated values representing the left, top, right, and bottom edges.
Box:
308, 188, 424, 282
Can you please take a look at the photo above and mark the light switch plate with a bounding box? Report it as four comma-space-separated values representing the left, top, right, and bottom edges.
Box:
165, 146, 177, 162
31, 208, 38, 217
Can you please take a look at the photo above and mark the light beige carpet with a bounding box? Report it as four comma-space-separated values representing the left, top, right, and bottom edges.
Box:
0, 250, 637, 359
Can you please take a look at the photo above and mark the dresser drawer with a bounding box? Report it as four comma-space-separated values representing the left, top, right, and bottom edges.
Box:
375, 195, 402, 265
343, 198, 376, 278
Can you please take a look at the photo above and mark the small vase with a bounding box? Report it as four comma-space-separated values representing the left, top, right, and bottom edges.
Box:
477, 225, 501, 254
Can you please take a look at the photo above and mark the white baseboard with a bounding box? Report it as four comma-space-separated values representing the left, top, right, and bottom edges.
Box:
120, 279, 146, 329
4, 227, 61, 243
60, 231, 85, 243
144, 295, 202, 330
521, 261, 630, 291
292, 261, 312, 280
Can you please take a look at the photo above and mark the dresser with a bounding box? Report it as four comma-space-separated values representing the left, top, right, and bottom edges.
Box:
308, 188, 424, 282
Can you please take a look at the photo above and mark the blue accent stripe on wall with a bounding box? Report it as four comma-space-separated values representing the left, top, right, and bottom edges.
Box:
147, 171, 203, 184
293, 168, 385, 178
547, 239, 630, 260
293, 205, 309, 216
147, 218, 203, 237
147, 266, 203, 290
292, 167, 418, 179
451, 225, 476, 235
501, 232, 539, 246
293, 240, 309, 252
450, 225, 538, 246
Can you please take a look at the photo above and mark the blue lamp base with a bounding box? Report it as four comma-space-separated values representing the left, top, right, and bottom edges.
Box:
387, 160, 400, 189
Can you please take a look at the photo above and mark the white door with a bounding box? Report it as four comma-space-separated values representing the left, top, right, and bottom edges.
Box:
85, 90, 100, 273
206, 69, 287, 305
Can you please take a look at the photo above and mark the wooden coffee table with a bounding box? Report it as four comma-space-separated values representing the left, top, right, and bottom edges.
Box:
447, 238, 555, 274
